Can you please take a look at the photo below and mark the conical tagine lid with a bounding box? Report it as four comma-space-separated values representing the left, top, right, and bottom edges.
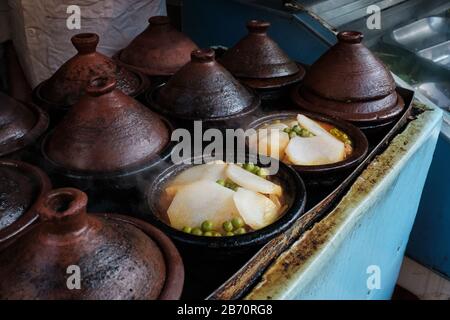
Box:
303, 31, 396, 101
45, 77, 170, 172
156, 48, 258, 119
118, 16, 198, 76
220, 20, 299, 79
40, 33, 142, 106
0, 92, 48, 157
0, 188, 169, 299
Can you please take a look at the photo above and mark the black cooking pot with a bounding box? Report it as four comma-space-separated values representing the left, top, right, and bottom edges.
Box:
144, 154, 307, 258
246, 111, 369, 189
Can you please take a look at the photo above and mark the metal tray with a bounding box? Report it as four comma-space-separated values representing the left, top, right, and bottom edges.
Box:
417, 40, 450, 70
387, 16, 450, 52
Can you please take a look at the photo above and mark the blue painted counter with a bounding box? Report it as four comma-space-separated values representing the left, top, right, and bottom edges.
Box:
407, 111, 450, 279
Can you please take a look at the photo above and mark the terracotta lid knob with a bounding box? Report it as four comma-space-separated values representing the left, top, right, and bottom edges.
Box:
191, 48, 215, 63
37, 188, 89, 236
149, 15, 171, 25
247, 20, 271, 34
71, 33, 99, 54
85, 76, 117, 96
337, 31, 363, 44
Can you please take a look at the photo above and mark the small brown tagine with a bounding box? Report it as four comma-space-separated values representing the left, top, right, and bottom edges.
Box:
40, 76, 173, 203
146, 48, 261, 129
0, 159, 51, 246
0, 92, 49, 159
0, 187, 184, 299
32, 33, 149, 123
291, 31, 405, 130
116, 16, 198, 78
220, 20, 305, 99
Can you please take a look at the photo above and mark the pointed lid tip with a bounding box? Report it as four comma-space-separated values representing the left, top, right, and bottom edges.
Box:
149, 15, 171, 25
337, 31, 363, 44
71, 33, 99, 54
247, 20, 270, 33
191, 48, 215, 62
85, 76, 117, 97
38, 188, 87, 222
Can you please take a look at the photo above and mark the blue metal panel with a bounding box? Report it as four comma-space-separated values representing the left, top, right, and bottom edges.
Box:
407, 113, 450, 279
182, 0, 336, 65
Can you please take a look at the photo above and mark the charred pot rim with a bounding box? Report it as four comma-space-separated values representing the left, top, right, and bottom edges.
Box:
32, 67, 150, 112
0, 102, 49, 158
246, 111, 369, 176
95, 213, 184, 300
40, 117, 175, 183
145, 82, 261, 123
0, 159, 52, 244
145, 154, 307, 250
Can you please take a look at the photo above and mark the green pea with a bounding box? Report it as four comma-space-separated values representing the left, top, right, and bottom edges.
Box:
225, 231, 235, 237
231, 217, 244, 229
252, 166, 261, 175
223, 221, 234, 232
283, 128, 291, 134
201, 220, 213, 232
289, 131, 297, 139
292, 125, 302, 134
216, 179, 226, 186
182, 226, 192, 234
257, 168, 268, 178
204, 231, 214, 237
235, 227, 246, 235
191, 228, 203, 236
213, 232, 222, 237
243, 163, 255, 172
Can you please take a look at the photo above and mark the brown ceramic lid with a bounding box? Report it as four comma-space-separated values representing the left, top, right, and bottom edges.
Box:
40, 33, 143, 106
295, 86, 405, 123
303, 31, 396, 101
156, 48, 259, 119
44, 76, 170, 172
0, 188, 184, 299
220, 20, 300, 79
118, 16, 198, 76
0, 160, 51, 244
0, 92, 49, 157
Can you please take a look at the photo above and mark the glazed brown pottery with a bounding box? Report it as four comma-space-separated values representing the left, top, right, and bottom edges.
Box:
149, 48, 260, 124
0, 159, 51, 245
0, 188, 184, 299
220, 20, 305, 90
292, 31, 404, 126
33, 33, 148, 118
0, 92, 49, 158
303, 31, 395, 101
117, 16, 198, 76
43, 76, 170, 173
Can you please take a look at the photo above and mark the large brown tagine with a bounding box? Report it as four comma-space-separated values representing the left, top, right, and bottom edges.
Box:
220, 20, 305, 97
0, 187, 184, 299
0, 92, 49, 159
147, 48, 260, 128
41, 76, 172, 199
0, 159, 51, 245
32, 33, 148, 122
116, 16, 198, 77
291, 31, 405, 127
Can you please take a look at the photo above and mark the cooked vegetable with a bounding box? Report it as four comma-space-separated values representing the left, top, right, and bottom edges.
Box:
223, 220, 234, 232
201, 220, 213, 232
191, 228, 203, 236
233, 188, 278, 230
285, 136, 345, 165
226, 164, 282, 196
235, 227, 247, 235
231, 217, 244, 229
204, 231, 213, 237
182, 226, 192, 234
167, 180, 240, 230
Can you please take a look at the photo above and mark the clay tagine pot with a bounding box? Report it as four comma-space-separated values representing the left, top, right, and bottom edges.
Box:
33, 33, 148, 123
41, 76, 173, 204
220, 20, 305, 98
0, 159, 51, 246
291, 31, 405, 126
0, 187, 184, 299
116, 16, 198, 77
0, 92, 49, 159
147, 48, 260, 129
